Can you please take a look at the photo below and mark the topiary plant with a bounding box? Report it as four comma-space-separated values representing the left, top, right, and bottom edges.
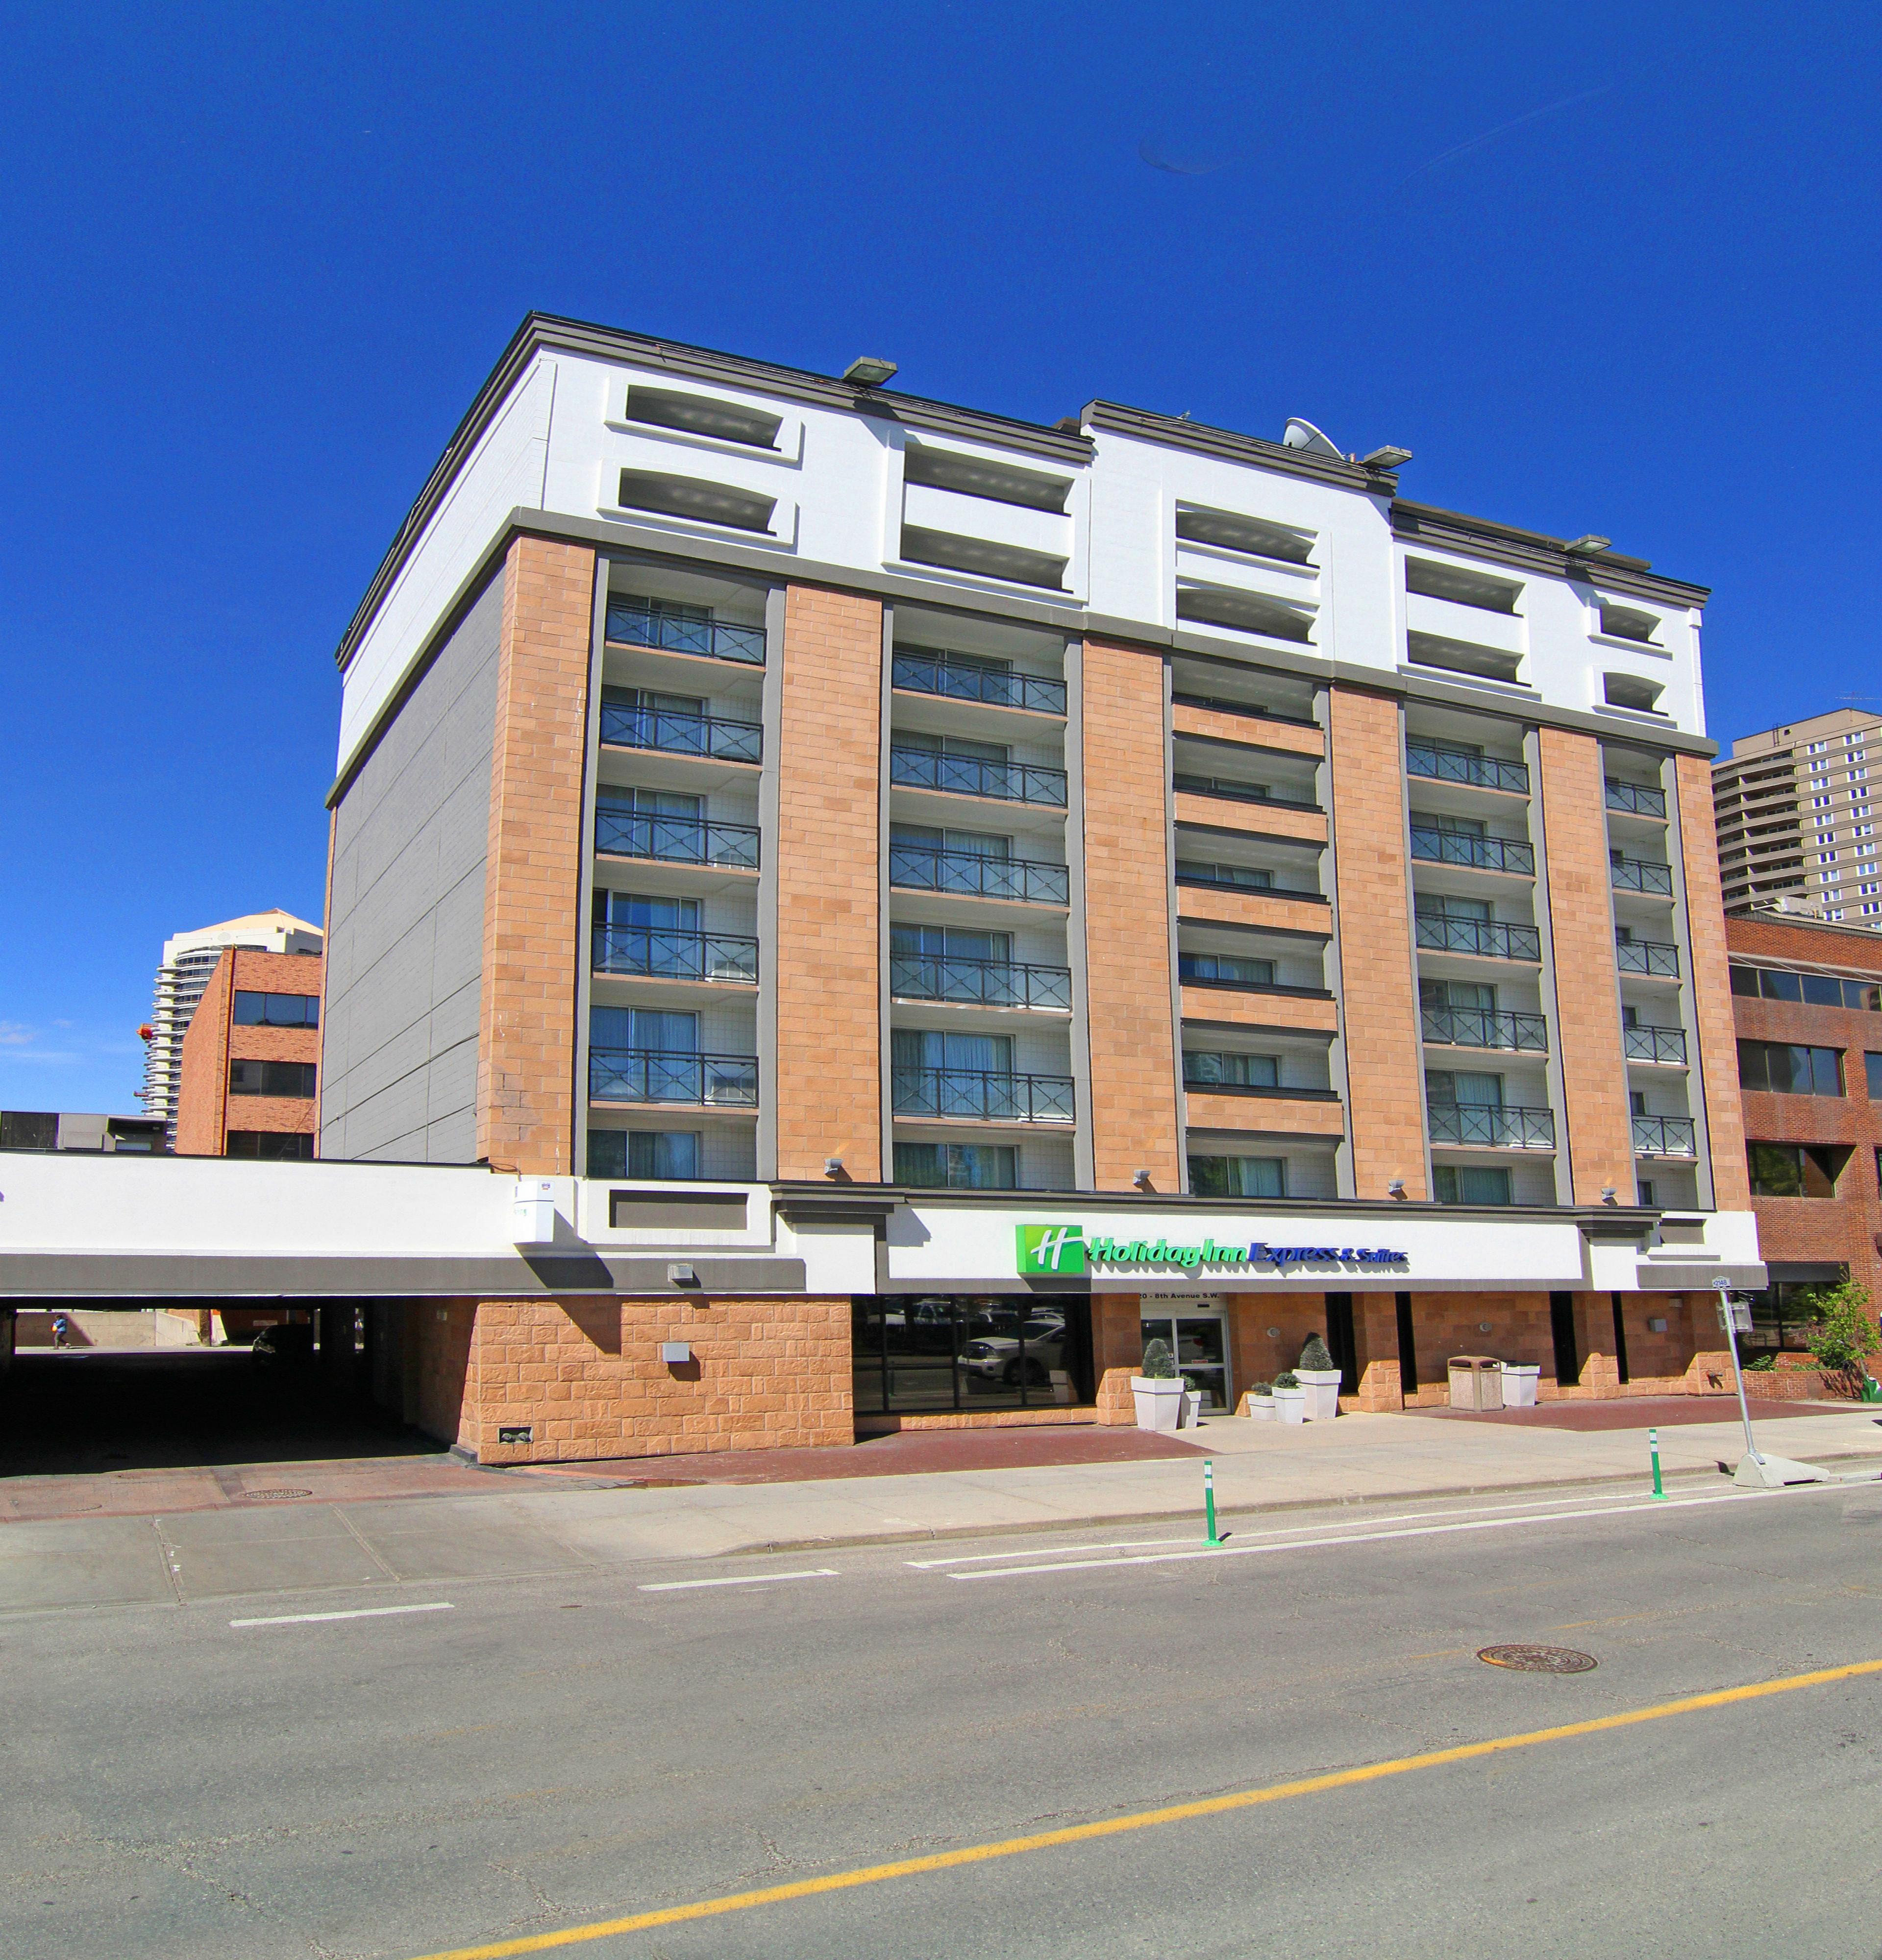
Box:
1273, 1370, 1300, 1390
1299, 1333, 1336, 1372
1141, 1337, 1178, 1379
1250, 1380, 1273, 1397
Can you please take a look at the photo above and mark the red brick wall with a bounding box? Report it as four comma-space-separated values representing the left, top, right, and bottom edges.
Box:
175, 948, 323, 1155
477, 534, 596, 1174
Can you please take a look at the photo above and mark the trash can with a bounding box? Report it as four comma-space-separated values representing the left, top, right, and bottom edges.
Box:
1448, 1355, 1505, 1412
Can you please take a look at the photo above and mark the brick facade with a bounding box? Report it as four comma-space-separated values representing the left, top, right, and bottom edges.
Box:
1537, 726, 1634, 1200
476, 534, 596, 1174
1082, 637, 1183, 1191
1678, 755, 1751, 1209
1329, 686, 1426, 1198
174, 948, 323, 1155
774, 584, 885, 1180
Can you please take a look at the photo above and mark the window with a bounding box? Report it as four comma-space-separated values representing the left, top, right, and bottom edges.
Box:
1176, 504, 1314, 565
1746, 1142, 1840, 1197
615, 467, 776, 533
853, 1297, 1093, 1415
1177, 582, 1315, 643
588, 1130, 701, 1179
1867, 1054, 1882, 1098
1637, 1179, 1656, 1206
1433, 1165, 1513, 1204
1404, 558, 1521, 613
892, 1142, 1018, 1189
1405, 632, 1522, 684
232, 991, 319, 1028
900, 524, 1069, 591
1183, 1052, 1281, 1089
1175, 859, 1274, 891
902, 444, 1071, 514
619, 385, 781, 449
1736, 1040, 1843, 1096
1179, 952, 1277, 988
228, 1060, 317, 1098
1730, 965, 1881, 1010
1188, 1154, 1287, 1198
1604, 672, 1663, 712
1597, 602, 1660, 645
224, 1130, 314, 1160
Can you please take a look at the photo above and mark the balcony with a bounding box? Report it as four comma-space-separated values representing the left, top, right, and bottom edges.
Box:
600, 700, 762, 765
889, 843, 1069, 906
605, 598, 765, 664
1421, 1007, 1548, 1053
1415, 916, 1542, 961
1625, 1025, 1688, 1065
1611, 856, 1674, 895
1172, 773, 1316, 812
1616, 937, 1680, 978
1410, 827, 1535, 875
890, 954, 1072, 1011
1633, 1114, 1697, 1156
1406, 744, 1530, 794
594, 809, 761, 870
891, 650, 1065, 716
593, 927, 758, 985
589, 1049, 760, 1106
1427, 1102, 1556, 1149
891, 747, 1067, 807
1606, 778, 1667, 818
893, 1067, 1075, 1124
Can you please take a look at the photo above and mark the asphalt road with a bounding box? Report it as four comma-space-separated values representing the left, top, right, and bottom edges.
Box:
6, 1481, 1882, 1960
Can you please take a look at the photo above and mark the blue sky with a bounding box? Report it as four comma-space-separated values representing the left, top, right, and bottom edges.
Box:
2, 1, 1877, 1113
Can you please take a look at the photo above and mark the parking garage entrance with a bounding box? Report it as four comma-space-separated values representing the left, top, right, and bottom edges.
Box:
850, 1295, 1096, 1415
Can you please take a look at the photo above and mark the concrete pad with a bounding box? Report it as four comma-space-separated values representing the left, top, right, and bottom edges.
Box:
155, 1508, 391, 1600
340, 1499, 594, 1581
0, 1517, 173, 1609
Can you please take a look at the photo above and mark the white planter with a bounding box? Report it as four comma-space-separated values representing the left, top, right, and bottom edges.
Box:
1179, 1389, 1202, 1429
1501, 1363, 1540, 1409
1247, 1395, 1277, 1422
1272, 1386, 1308, 1425
1132, 1376, 1186, 1432
1296, 1367, 1342, 1421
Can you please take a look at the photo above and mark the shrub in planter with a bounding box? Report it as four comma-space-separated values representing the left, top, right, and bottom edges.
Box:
1298, 1334, 1336, 1372
1247, 1380, 1276, 1422
1141, 1337, 1178, 1378
1295, 1335, 1342, 1420
1270, 1370, 1307, 1425
1801, 1279, 1881, 1395
1133, 1337, 1185, 1431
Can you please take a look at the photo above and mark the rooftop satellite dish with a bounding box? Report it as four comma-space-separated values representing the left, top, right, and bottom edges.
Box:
1282, 417, 1342, 460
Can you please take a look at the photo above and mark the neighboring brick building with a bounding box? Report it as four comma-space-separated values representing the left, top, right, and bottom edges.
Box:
174, 948, 324, 1159
1726, 913, 1882, 1348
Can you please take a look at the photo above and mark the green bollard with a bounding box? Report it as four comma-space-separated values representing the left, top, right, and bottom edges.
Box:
1204, 1457, 1225, 1547
1649, 1425, 1666, 1499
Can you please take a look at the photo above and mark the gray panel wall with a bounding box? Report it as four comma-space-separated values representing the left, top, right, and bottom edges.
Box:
321, 577, 502, 1162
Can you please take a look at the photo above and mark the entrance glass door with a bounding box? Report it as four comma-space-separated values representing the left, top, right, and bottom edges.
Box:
1139, 1310, 1231, 1412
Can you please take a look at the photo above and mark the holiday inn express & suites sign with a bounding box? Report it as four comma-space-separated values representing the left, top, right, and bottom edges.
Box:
1015, 1225, 1409, 1277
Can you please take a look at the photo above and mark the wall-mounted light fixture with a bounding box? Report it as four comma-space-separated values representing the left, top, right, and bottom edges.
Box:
842, 356, 897, 389
1132, 1168, 1152, 1190
668, 1262, 699, 1288
1387, 1179, 1407, 1200
824, 1157, 844, 1179
1601, 1186, 1619, 1206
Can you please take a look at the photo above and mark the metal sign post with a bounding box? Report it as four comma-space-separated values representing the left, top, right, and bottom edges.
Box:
1713, 1276, 1762, 1468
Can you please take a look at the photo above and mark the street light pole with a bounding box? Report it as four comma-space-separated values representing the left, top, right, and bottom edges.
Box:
1713, 1275, 1761, 1467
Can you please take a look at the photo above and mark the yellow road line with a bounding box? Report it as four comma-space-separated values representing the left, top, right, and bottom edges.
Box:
408, 1658, 1882, 1960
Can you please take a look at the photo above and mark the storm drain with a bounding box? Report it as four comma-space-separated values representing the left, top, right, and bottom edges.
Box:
240, 1488, 314, 1502
1477, 1644, 1597, 1674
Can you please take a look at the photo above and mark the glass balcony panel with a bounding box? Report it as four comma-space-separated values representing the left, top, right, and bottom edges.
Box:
589, 1049, 759, 1106
889, 954, 1072, 1010
1420, 1007, 1549, 1052
891, 1067, 1076, 1123
1611, 856, 1674, 894
605, 599, 765, 664
1405, 744, 1530, 793
1624, 1025, 1688, 1064
890, 747, 1068, 806
1414, 916, 1542, 960
1605, 778, 1668, 817
888, 844, 1069, 906
600, 702, 763, 764
1633, 1114, 1697, 1156
594, 812, 761, 869
1615, 938, 1681, 977
593, 927, 758, 983
1410, 827, 1535, 874
891, 651, 1065, 715
1426, 1102, 1556, 1148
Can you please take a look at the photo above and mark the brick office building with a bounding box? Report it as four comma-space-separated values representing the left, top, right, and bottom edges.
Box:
297, 315, 1764, 1462
1727, 912, 1882, 1348
175, 948, 324, 1159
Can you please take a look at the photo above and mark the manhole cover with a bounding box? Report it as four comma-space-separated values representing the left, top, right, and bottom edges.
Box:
1478, 1644, 1597, 1674
241, 1488, 313, 1502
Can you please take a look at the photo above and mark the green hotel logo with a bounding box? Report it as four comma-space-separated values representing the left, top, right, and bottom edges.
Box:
1015, 1224, 1088, 1275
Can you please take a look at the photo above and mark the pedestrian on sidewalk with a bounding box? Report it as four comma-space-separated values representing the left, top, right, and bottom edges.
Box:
51, 1311, 71, 1349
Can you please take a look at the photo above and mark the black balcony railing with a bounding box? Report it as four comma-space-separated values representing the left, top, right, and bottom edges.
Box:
1410, 827, 1535, 875
1171, 691, 1319, 730
891, 650, 1065, 716
888, 844, 1069, 906
1427, 1102, 1556, 1149
890, 747, 1068, 807
1406, 744, 1530, 794
1421, 1007, 1549, 1052
1172, 773, 1316, 811
1605, 778, 1668, 817
600, 702, 763, 764
605, 598, 765, 664
1625, 1025, 1688, 1064
589, 1049, 759, 1106
890, 954, 1073, 1011
593, 927, 758, 984
1611, 856, 1674, 895
1616, 937, 1680, 977
1414, 916, 1542, 961
594, 810, 761, 869
1633, 1114, 1697, 1156
892, 1067, 1075, 1124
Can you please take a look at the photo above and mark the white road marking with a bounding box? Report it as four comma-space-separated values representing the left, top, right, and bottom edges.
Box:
230, 1602, 455, 1628
639, 1568, 841, 1592
947, 1489, 1770, 1581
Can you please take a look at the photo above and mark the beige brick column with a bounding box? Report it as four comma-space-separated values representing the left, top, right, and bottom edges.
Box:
477, 534, 596, 1173
1675, 753, 1751, 1210
1537, 727, 1634, 1201
1329, 686, 1426, 1199
1082, 637, 1182, 1191
774, 584, 884, 1180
